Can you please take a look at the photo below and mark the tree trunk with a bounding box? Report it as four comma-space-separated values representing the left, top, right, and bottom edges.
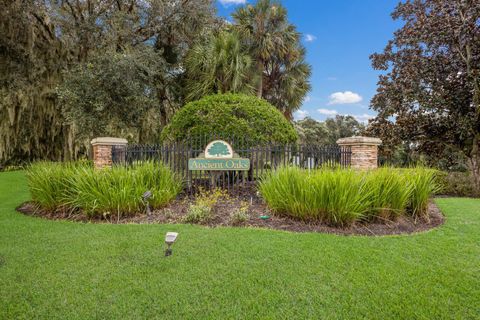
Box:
283, 110, 293, 121
469, 135, 480, 190
256, 59, 263, 98
471, 69, 480, 191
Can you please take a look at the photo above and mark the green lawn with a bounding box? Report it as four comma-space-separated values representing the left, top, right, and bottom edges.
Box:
0, 171, 479, 319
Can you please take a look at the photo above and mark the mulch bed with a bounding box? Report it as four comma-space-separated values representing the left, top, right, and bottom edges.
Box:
17, 197, 444, 236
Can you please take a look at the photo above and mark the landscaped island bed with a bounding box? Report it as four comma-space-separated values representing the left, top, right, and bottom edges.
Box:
22, 161, 442, 235
1, 171, 479, 319
18, 198, 444, 236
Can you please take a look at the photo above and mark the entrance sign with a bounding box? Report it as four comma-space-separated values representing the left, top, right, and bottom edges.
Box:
188, 158, 250, 171
188, 140, 250, 171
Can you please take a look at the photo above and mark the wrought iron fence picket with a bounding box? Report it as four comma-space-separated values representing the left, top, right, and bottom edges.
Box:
112, 135, 351, 195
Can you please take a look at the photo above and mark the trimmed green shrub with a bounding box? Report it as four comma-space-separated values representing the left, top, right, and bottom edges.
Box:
26, 161, 182, 218
259, 166, 441, 226
160, 93, 298, 144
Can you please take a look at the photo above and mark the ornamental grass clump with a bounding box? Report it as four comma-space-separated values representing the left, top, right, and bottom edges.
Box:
403, 167, 442, 219
259, 166, 441, 226
26, 162, 67, 211
258, 166, 370, 226
364, 167, 412, 219
309, 168, 371, 225
26, 161, 182, 218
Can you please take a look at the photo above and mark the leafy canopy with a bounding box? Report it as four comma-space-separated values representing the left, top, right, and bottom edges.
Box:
57, 49, 164, 143
295, 115, 365, 145
0, 0, 216, 164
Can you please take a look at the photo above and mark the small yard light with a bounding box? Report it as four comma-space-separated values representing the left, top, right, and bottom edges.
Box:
164, 232, 178, 256
142, 190, 152, 215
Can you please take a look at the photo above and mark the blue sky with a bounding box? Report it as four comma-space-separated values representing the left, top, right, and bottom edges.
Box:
216, 0, 403, 123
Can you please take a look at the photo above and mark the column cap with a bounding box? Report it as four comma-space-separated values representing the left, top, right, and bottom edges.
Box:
336, 136, 382, 146
91, 137, 128, 146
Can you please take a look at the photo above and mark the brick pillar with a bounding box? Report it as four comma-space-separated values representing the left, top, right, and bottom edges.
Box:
336, 136, 382, 170
90, 137, 128, 169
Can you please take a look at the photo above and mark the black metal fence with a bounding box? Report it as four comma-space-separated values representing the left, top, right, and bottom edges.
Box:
112, 135, 351, 195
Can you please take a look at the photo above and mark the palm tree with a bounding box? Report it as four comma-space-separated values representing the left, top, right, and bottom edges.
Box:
232, 0, 311, 119
184, 31, 257, 101
263, 46, 311, 120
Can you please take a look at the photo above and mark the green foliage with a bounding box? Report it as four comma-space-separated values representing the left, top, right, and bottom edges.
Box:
1, 0, 216, 164
1, 0, 312, 164
26, 161, 181, 217
161, 94, 298, 144
26, 162, 72, 211
183, 188, 225, 224
57, 50, 165, 143
364, 168, 412, 219
230, 202, 250, 225
232, 0, 311, 119
295, 115, 364, 145
368, 0, 480, 187
0, 1, 67, 164
183, 205, 212, 224
404, 167, 443, 218
324, 115, 366, 144
0, 164, 26, 172
439, 171, 480, 198
259, 167, 369, 226
294, 117, 330, 145
185, 31, 257, 101
259, 166, 441, 226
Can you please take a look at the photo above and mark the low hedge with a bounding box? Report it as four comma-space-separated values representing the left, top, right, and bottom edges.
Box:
26, 161, 182, 218
258, 166, 441, 226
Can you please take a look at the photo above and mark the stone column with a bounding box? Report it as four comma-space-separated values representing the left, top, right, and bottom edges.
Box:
336, 136, 382, 170
90, 137, 128, 169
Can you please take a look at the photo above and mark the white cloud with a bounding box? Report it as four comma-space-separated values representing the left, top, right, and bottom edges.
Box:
328, 91, 363, 105
318, 108, 338, 116
294, 109, 309, 120
350, 113, 374, 123
304, 95, 311, 103
327, 76, 337, 81
304, 34, 317, 42
218, 0, 246, 6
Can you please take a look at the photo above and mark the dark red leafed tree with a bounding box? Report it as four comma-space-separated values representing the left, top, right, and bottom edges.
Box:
367, 0, 480, 186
